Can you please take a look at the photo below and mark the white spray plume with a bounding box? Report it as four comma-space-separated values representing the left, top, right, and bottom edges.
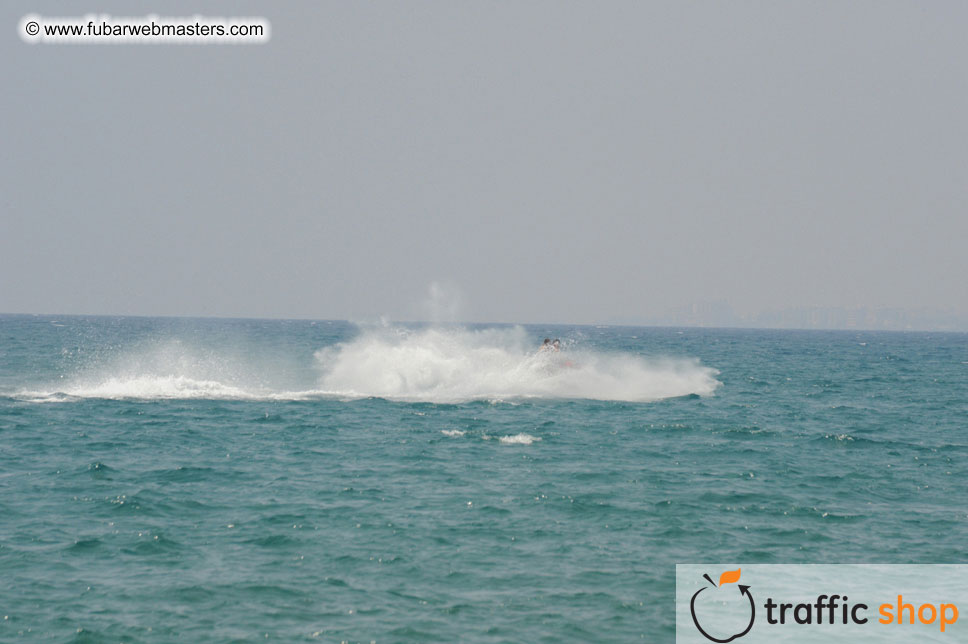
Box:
421, 281, 464, 323
315, 325, 720, 403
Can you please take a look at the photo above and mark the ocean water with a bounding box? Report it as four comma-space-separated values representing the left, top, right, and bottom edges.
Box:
0, 315, 965, 642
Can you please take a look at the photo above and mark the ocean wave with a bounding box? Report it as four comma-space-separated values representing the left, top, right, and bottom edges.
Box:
499, 433, 541, 445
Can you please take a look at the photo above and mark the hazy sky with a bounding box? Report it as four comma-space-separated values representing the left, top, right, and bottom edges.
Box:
3, 1, 967, 325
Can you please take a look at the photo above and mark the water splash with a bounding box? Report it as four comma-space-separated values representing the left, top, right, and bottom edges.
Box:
420, 281, 464, 323
14, 325, 719, 403
315, 325, 720, 403
15, 339, 309, 402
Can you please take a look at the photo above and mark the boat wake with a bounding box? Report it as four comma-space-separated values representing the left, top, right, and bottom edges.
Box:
12, 325, 720, 404
315, 325, 720, 403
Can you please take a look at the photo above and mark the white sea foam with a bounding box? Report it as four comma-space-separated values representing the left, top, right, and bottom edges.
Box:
315, 325, 720, 403
14, 382, 325, 402
15, 325, 720, 403
499, 433, 541, 445
60, 375, 253, 400
15, 340, 312, 402
441, 429, 466, 437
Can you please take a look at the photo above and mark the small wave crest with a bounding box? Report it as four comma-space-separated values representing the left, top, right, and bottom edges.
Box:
499, 433, 541, 445
315, 325, 720, 403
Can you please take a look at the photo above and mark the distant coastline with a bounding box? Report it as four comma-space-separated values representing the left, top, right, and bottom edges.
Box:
606, 303, 968, 333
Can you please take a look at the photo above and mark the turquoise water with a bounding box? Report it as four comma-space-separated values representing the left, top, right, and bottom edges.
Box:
1, 315, 965, 642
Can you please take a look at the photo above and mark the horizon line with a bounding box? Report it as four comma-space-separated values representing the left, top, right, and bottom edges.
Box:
1, 311, 965, 335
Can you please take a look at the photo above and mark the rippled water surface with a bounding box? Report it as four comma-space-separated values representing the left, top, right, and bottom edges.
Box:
1, 315, 965, 642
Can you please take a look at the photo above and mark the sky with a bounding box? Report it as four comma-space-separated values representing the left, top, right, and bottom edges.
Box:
3, 1, 967, 327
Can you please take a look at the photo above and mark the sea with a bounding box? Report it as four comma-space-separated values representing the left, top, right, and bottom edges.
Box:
1, 314, 965, 642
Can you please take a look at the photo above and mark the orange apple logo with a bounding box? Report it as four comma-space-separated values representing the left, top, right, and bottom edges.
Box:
690, 569, 755, 642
